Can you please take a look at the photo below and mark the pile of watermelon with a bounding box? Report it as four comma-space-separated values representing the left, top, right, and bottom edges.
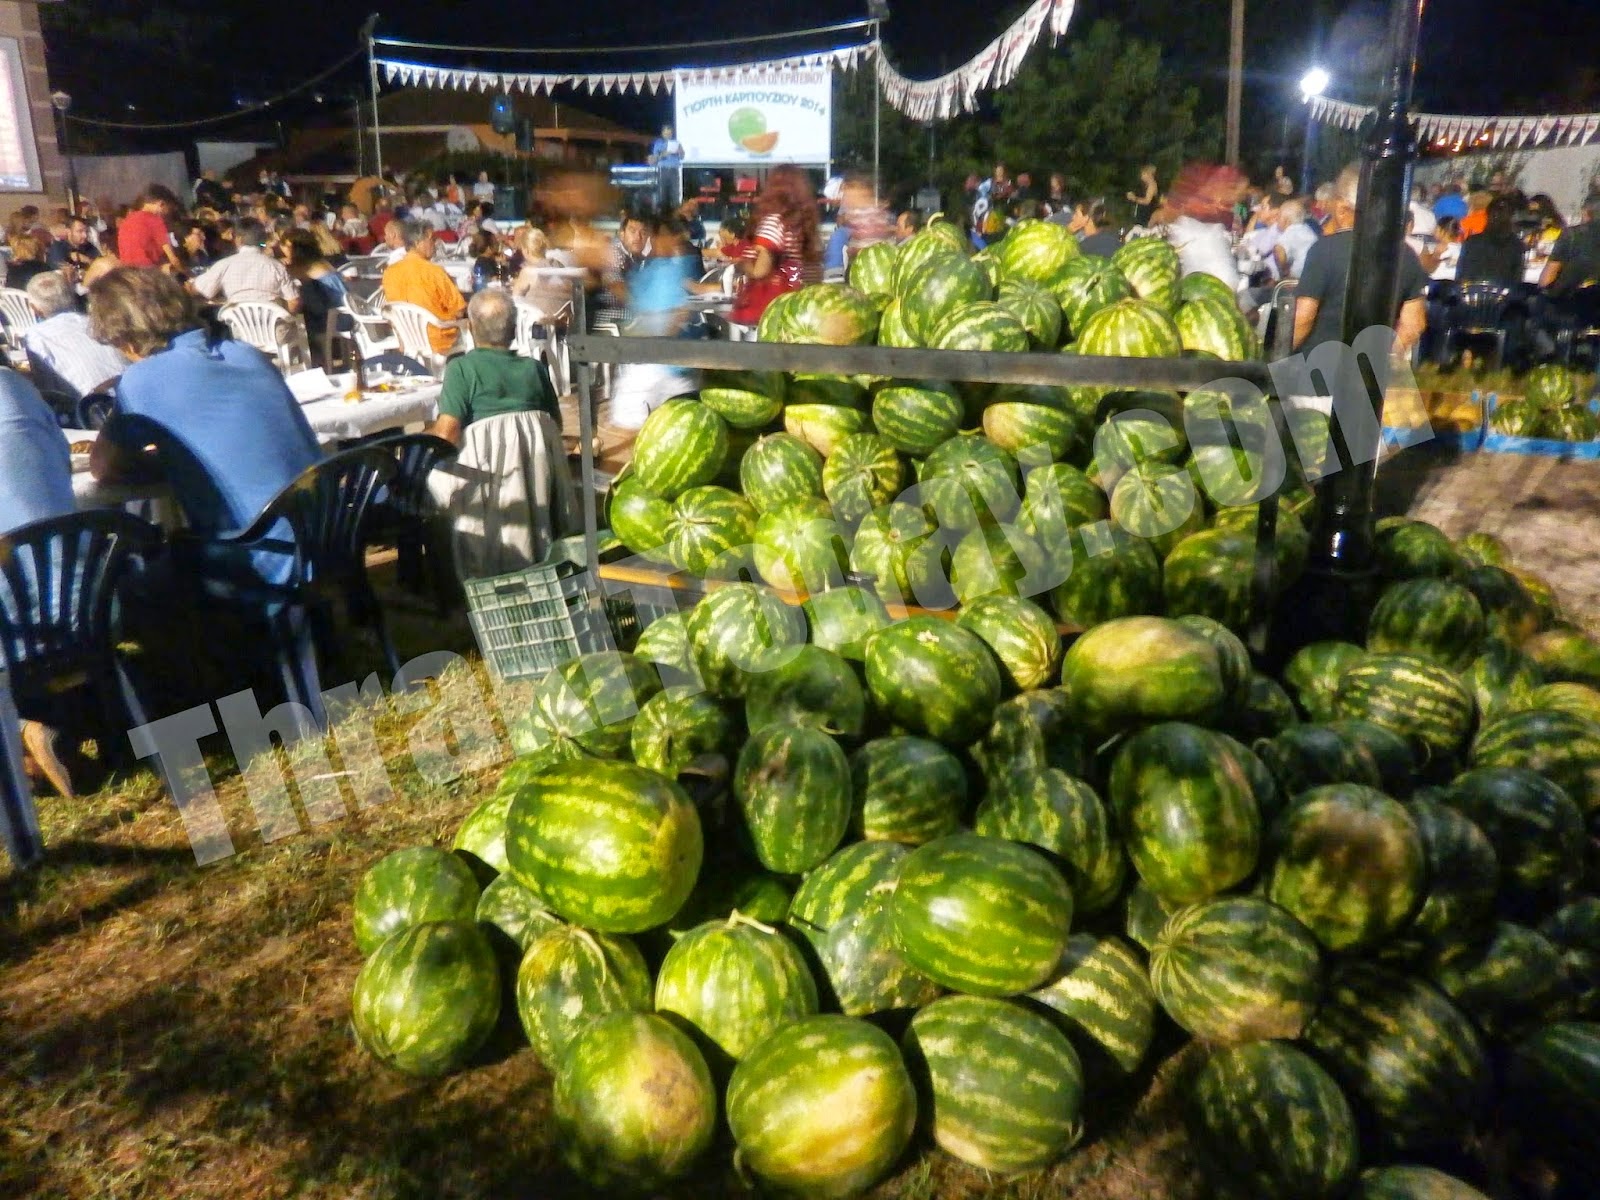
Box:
1490, 363, 1600, 441
346, 501, 1600, 1198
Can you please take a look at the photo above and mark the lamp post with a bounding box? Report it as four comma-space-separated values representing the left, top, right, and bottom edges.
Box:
50, 91, 77, 214
1299, 68, 1330, 195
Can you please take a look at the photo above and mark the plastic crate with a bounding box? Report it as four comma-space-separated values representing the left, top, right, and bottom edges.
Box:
464, 562, 617, 684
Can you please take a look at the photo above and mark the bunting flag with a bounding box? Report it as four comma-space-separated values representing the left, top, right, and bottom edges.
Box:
1308, 93, 1600, 150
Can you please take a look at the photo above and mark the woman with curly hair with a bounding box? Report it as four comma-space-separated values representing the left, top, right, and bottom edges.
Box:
729, 165, 821, 326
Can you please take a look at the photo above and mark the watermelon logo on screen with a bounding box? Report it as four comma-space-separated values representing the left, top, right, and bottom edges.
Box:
728, 107, 779, 155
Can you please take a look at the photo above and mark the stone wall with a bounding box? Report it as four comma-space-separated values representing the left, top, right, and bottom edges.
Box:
0, 1, 64, 218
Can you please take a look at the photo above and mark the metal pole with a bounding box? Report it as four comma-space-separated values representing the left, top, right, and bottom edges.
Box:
1226, 0, 1245, 166
573, 279, 601, 580
1300, 108, 1318, 195
872, 26, 881, 200
365, 14, 384, 184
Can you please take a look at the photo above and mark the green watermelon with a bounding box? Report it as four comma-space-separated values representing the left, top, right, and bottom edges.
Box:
632, 610, 697, 682
1445, 766, 1585, 911
1049, 529, 1163, 628
784, 402, 872, 458
850, 500, 944, 605
982, 391, 1092, 464
351, 919, 500, 1077
1108, 722, 1260, 904
1352, 1166, 1491, 1200
1457, 530, 1510, 568
700, 381, 783, 431
1522, 628, 1600, 686
1180, 271, 1242, 306
655, 915, 819, 1064
734, 724, 851, 873
685, 580, 807, 698
995, 218, 1080, 287
1541, 900, 1600, 1013
774, 284, 881, 346
975, 768, 1124, 912
954, 593, 1062, 691
1374, 518, 1463, 581
744, 644, 865, 736
505, 759, 702, 933
848, 240, 898, 296
1462, 642, 1543, 721
1423, 920, 1571, 1037
727, 1015, 917, 1199
1505, 1020, 1600, 1167
1051, 255, 1133, 338
930, 301, 1031, 353
996, 279, 1065, 347
1162, 526, 1259, 634
475, 873, 560, 955
917, 432, 1023, 533
664, 485, 755, 576
972, 689, 1090, 790
1150, 896, 1323, 1042
552, 1012, 717, 1190
1326, 718, 1417, 795
667, 864, 794, 936
803, 585, 891, 661
1175, 295, 1258, 361
1111, 462, 1203, 556
821, 432, 906, 525
1074, 296, 1183, 358
870, 383, 963, 456
1543, 405, 1599, 440
1112, 237, 1181, 313
631, 398, 729, 499
1400, 796, 1499, 943
1060, 616, 1228, 731
902, 995, 1084, 1174
630, 686, 734, 776
1122, 880, 1180, 951
608, 471, 674, 559
1332, 653, 1477, 762
877, 295, 920, 347
1460, 564, 1540, 645
1028, 933, 1156, 1077
892, 231, 964, 297
864, 617, 1003, 747
519, 651, 664, 761
1471, 707, 1600, 813
452, 792, 514, 880
892, 832, 1073, 995
948, 523, 1049, 606
753, 499, 851, 594
514, 925, 652, 1065
849, 736, 966, 845
1169, 614, 1248, 704
353, 846, 481, 955
1302, 963, 1489, 1152
740, 432, 825, 514
901, 253, 994, 344
1283, 641, 1367, 720
756, 288, 802, 341
1187, 1040, 1360, 1200
1366, 578, 1486, 671
1525, 362, 1579, 408
1522, 681, 1600, 724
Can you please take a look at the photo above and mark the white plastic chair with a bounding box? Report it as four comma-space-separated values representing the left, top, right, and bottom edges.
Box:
512, 300, 572, 394
342, 286, 398, 360
383, 301, 470, 377
218, 301, 303, 372
0, 288, 38, 365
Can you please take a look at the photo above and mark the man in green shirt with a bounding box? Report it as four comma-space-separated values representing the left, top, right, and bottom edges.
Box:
426, 288, 561, 446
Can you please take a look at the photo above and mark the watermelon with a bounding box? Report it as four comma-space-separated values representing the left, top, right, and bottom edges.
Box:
1108, 722, 1260, 904
608, 471, 674, 559
949, 522, 1050, 605
1374, 518, 1463, 581
520, 651, 663, 761
1326, 718, 1417, 795
552, 1012, 717, 1190
892, 832, 1073, 995
1051, 255, 1133, 338
1111, 462, 1203, 556
848, 240, 898, 296
996, 279, 1065, 347
892, 230, 963, 295
631, 398, 729, 499
982, 391, 1092, 464
756, 289, 802, 341
1150, 896, 1323, 1042
1175, 295, 1258, 361
633, 610, 697, 683
973, 689, 1090, 790
753, 499, 851, 594
1401, 796, 1499, 943
630, 686, 734, 776
1352, 1166, 1491, 1200
1460, 564, 1540, 645
452, 792, 514, 880
864, 617, 1003, 747
1062, 616, 1228, 733
786, 841, 942, 1015
1049, 529, 1163, 628
975, 768, 1124, 912
955, 593, 1062, 691
789, 374, 869, 412
740, 432, 825, 514
1445, 766, 1585, 911
353, 846, 481, 955
803, 585, 891, 661
744, 644, 866, 736
350, 920, 500, 1077
1424, 920, 1572, 1037
1302, 963, 1489, 1152
1266, 783, 1424, 952
1471, 707, 1600, 813
1028, 933, 1156, 1077
505, 759, 702, 933
1074, 297, 1183, 358
1489, 396, 1541, 436
852, 502, 949, 610
514, 925, 652, 1065
1462, 642, 1542, 721
667, 864, 794, 936
930, 301, 1031, 353
685, 580, 807, 698
700, 381, 783, 431
774, 284, 881, 346
655, 915, 819, 1065
901, 253, 993, 344
1187, 1041, 1360, 1200
917, 432, 1023, 532
734, 724, 851, 873
1458, 531, 1510, 568
877, 295, 920, 347
726, 1015, 916, 1199
1123, 880, 1180, 951
664, 485, 756, 576
1525, 362, 1579, 408
1172, 614, 1251, 706
1366, 578, 1486, 671
1506, 1020, 1600, 1170
902, 995, 1084, 1174
1180, 271, 1241, 306
784, 402, 872, 458
475, 873, 560, 955
821, 432, 906, 525
871, 383, 964, 458
849, 736, 965, 845
1332, 653, 1477, 761
970, 247, 1000, 289
1522, 681, 1600, 724
1112, 237, 1181, 313
995, 218, 1080, 287
1543, 405, 1599, 440
1162, 526, 1259, 634
1523, 627, 1600, 686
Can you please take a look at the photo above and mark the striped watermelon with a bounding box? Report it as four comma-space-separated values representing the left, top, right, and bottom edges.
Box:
1123, 880, 1180, 951
973, 689, 1090, 791
756, 288, 802, 341
752, 499, 851, 594
514, 925, 652, 1065
1171, 614, 1249, 704
1462, 642, 1543, 721
1353, 1166, 1492, 1200
685, 580, 807, 698
850, 501, 944, 605
864, 617, 1003, 747
1522, 627, 1600, 686
971, 246, 1000, 289
975, 768, 1123, 912
871, 382, 964, 455
1187, 1041, 1360, 1200
955, 593, 1062, 691
1423, 920, 1571, 1037
608, 471, 674, 560
1028, 933, 1156, 1076
1109, 722, 1261, 905
520, 651, 663, 761
1458, 530, 1510, 567
1061, 616, 1228, 732
353, 846, 481, 955
744, 643, 865, 737
786, 841, 942, 1015
878, 295, 920, 347
1537, 898, 1600, 1011
788, 372, 868, 409
892, 832, 1074, 995
1018, 462, 1109, 542
1471, 707, 1600, 813
1522, 681, 1600, 724
995, 218, 1080, 287
1326, 718, 1417, 795
850, 736, 966, 845
848, 240, 899, 296
1180, 271, 1241, 306
1302, 963, 1489, 1152
630, 686, 734, 776
1074, 297, 1183, 358
1150, 896, 1323, 1042
632, 610, 698, 683
475, 874, 560, 956
1162, 526, 1259, 634
664, 485, 755, 576
1367, 578, 1486, 671
1111, 463, 1204, 557
982, 388, 1093, 464
350, 920, 501, 1077
893, 229, 964, 294
1542, 405, 1599, 440
1461, 564, 1540, 645
950, 522, 1049, 605
930, 301, 1031, 353
505, 759, 702, 933
1049, 530, 1164, 628
918, 432, 1023, 532
1505, 1020, 1600, 1167
1112, 237, 1181, 313
1445, 766, 1585, 911
1051, 255, 1133, 339
727, 1015, 917, 1199
774, 284, 881, 346
902, 995, 1084, 1174
700, 381, 784, 431
453, 790, 514, 881
552, 1012, 717, 1190
902, 253, 993, 343
803, 584, 891, 661
1332, 653, 1477, 761
1374, 518, 1464, 581
783, 402, 873, 458
655, 915, 819, 1064
1399, 796, 1499, 943
1266, 783, 1424, 952
922, 215, 969, 253
734, 723, 851, 873
1175, 295, 1258, 360
740, 432, 824, 514
821, 432, 906, 525
996, 279, 1065, 347
632, 398, 730, 499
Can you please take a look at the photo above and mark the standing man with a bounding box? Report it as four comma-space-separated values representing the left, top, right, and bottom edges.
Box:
649, 125, 685, 210
381, 220, 466, 356
116, 185, 183, 271
595, 212, 649, 328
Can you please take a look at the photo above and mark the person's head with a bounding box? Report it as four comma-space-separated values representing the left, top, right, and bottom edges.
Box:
466, 287, 516, 349
1489, 170, 1509, 193
281, 229, 327, 274
1016, 172, 1032, 190
618, 212, 650, 255
652, 215, 690, 257
471, 200, 495, 222
1276, 198, 1307, 229
8, 233, 41, 263
1140, 164, 1157, 182
676, 197, 700, 221
1014, 198, 1042, 221
25, 269, 76, 318
515, 224, 549, 261
468, 229, 497, 260
292, 203, 311, 225
719, 215, 746, 242
383, 219, 407, 251
1048, 172, 1066, 194
177, 221, 208, 255
232, 217, 269, 249
1329, 164, 1361, 229
340, 202, 359, 220
478, 170, 490, 183
66, 216, 91, 246
89, 267, 199, 359
139, 184, 181, 216
840, 173, 876, 210
964, 173, 980, 190
1435, 215, 1461, 243
993, 163, 1009, 183
1485, 194, 1518, 238
661, 124, 674, 139
402, 219, 435, 257
754, 165, 820, 261
895, 209, 923, 239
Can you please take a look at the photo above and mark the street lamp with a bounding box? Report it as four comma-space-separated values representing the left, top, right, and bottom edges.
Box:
49, 91, 78, 215
1299, 68, 1330, 194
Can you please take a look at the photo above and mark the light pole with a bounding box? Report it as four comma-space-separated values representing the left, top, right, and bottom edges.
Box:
50, 91, 78, 214
1299, 68, 1330, 195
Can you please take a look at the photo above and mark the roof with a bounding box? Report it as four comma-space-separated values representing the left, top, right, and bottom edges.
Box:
371, 88, 646, 141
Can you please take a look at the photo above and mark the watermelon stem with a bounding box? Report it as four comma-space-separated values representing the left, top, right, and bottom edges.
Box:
726, 909, 779, 937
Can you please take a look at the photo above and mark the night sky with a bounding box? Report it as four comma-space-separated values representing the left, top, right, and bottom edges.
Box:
45, 0, 1600, 142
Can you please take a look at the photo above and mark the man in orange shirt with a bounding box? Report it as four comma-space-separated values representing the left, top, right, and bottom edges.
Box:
381, 219, 466, 355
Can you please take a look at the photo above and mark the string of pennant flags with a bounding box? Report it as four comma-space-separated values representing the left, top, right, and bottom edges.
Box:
1309, 94, 1600, 151
376, 0, 1078, 120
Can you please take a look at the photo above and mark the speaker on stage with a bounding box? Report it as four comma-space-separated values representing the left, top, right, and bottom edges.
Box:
489, 94, 515, 135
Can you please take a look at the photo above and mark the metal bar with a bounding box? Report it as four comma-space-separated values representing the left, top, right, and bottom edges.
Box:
573, 280, 601, 580
873, 26, 882, 201
1226, 0, 1245, 166
366, 17, 385, 184
564, 335, 1277, 391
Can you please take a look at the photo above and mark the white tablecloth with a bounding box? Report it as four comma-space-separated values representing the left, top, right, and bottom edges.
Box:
298, 381, 442, 443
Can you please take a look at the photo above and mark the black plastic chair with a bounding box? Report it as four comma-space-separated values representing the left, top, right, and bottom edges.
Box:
367, 432, 459, 612
76, 390, 115, 431
0, 510, 162, 768
181, 445, 399, 733
1443, 283, 1515, 370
